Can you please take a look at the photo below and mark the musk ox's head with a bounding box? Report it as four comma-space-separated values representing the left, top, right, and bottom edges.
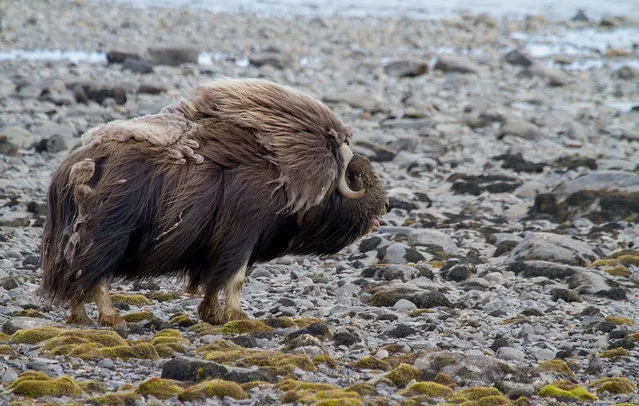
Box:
288, 151, 387, 257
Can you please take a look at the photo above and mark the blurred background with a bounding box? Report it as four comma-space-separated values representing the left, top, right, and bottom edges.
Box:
0, 0, 638, 404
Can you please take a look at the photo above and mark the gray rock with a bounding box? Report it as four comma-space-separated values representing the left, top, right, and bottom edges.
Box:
106, 50, 141, 64
1, 368, 18, 384
27, 358, 62, 375
496, 346, 526, 361
2, 316, 60, 335
393, 298, 417, 311
434, 55, 482, 74
380, 243, 425, 265
146, 44, 199, 66
0, 126, 35, 155
353, 141, 396, 162
504, 49, 533, 67
96, 358, 116, 369
363, 264, 418, 282
369, 284, 452, 309
572, 9, 589, 22
523, 65, 571, 86
122, 58, 154, 74
415, 351, 524, 385
384, 60, 428, 77
379, 118, 432, 130
507, 260, 584, 280
613, 66, 638, 80
161, 357, 277, 382
552, 171, 639, 201
506, 233, 597, 266
499, 119, 544, 140
407, 229, 458, 254
497, 381, 536, 398
568, 271, 627, 300
249, 52, 291, 69
322, 91, 385, 112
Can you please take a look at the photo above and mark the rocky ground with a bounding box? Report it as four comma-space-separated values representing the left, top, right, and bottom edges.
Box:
1, 0, 639, 405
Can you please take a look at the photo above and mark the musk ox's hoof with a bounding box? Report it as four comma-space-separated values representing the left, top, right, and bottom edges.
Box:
98, 314, 127, 329
198, 302, 225, 325
224, 309, 249, 323
66, 314, 93, 326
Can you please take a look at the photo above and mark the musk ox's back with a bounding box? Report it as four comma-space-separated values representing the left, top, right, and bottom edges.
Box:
41, 78, 387, 326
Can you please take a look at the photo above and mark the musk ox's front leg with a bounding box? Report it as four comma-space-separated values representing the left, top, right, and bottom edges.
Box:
66, 298, 93, 325
94, 279, 126, 328
223, 265, 248, 322
198, 288, 225, 325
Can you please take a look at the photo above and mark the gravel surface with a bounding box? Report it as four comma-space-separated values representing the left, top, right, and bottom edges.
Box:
1, 0, 638, 405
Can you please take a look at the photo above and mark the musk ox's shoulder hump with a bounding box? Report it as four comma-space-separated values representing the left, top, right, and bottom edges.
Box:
188, 78, 354, 214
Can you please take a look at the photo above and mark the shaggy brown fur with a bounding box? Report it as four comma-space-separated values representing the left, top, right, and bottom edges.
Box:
40, 78, 387, 326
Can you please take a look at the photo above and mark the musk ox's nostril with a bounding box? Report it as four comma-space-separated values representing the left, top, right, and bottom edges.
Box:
385, 201, 390, 213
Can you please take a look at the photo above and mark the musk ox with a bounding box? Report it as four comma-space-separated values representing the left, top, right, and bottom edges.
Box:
40, 78, 388, 327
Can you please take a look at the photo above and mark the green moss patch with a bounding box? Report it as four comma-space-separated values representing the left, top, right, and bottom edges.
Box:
433, 373, 456, 388
386, 363, 423, 387
0, 344, 17, 356
400, 382, 454, 398
136, 378, 184, 400
278, 379, 363, 405
539, 380, 597, 402
352, 356, 390, 371
8, 371, 82, 397
101, 343, 159, 360
202, 345, 317, 375
589, 377, 636, 394
12, 309, 46, 318
537, 359, 574, 377
220, 320, 274, 335
11, 326, 68, 344
604, 316, 635, 326
149, 329, 188, 357
178, 379, 248, 401
590, 250, 639, 268
122, 311, 154, 323
0, 332, 10, 342
600, 347, 631, 358
448, 387, 504, 403
346, 383, 376, 396
383, 353, 420, 369
79, 381, 106, 393
169, 314, 195, 327
110, 293, 151, 306
605, 266, 631, 277
312, 354, 339, 369
190, 322, 218, 335
87, 391, 141, 405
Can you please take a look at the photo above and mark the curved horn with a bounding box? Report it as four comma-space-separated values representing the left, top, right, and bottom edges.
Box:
337, 143, 366, 199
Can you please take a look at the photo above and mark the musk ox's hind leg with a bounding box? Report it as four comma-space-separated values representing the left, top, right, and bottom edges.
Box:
94, 279, 126, 328
198, 288, 225, 325
223, 265, 248, 322
67, 298, 92, 325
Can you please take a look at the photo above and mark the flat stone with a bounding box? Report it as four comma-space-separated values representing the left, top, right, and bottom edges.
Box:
504, 49, 534, 67
499, 119, 544, 140
434, 55, 482, 74
384, 60, 428, 77
0, 126, 35, 155
2, 317, 61, 335
506, 233, 597, 266
407, 229, 458, 254
146, 44, 199, 66
161, 357, 277, 383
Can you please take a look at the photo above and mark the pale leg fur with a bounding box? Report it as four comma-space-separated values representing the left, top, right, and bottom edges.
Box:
223, 265, 248, 322
67, 298, 93, 325
94, 279, 126, 328
198, 288, 225, 325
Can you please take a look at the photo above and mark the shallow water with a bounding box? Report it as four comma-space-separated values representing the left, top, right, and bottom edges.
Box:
108, 0, 639, 20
